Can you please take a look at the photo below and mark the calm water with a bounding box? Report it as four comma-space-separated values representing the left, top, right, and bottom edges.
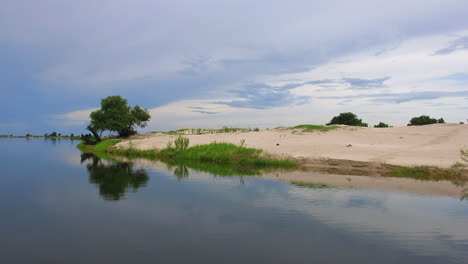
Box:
2, 138, 468, 264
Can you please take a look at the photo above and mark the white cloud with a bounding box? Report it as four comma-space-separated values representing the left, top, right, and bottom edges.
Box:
55, 108, 97, 127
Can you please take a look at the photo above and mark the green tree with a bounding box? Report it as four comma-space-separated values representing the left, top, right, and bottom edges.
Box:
327, 112, 368, 127
49, 132, 58, 137
408, 115, 443, 126
89, 95, 151, 137
374, 122, 389, 128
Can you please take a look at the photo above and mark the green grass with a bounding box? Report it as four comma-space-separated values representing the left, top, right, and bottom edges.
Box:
278, 124, 339, 132
161, 143, 296, 168
290, 181, 333, 188
77, 140, 297, 172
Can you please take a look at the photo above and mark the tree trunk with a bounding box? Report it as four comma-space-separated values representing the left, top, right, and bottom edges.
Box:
87, 125, 102, 143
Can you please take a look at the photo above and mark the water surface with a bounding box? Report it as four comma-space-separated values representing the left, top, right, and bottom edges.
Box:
1, 138, 468, 263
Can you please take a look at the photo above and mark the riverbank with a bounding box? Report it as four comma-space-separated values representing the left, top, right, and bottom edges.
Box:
118, 123, 468, 168
78, 123, 468, 184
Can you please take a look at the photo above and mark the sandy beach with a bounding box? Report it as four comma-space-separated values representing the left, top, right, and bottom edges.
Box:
117, 123, 468, 168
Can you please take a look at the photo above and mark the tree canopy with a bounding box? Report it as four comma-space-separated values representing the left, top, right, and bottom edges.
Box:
374, 122, 390, 128
89, 95, 151, 137
408, 115, 445, 126
327, 112, 368, 127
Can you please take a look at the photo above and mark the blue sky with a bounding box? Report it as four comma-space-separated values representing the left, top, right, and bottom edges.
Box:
1, 0, 468, 135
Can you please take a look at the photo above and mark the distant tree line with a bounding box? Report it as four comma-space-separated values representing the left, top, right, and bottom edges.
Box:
326, 113, 451, 128
43, 132, 79, 138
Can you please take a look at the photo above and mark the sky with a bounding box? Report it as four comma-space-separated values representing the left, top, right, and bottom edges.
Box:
1, 0, 468, 135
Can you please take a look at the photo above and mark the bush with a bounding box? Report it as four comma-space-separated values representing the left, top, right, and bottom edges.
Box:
408, 115, 445, 126
327, 112, 368, 127
174, 136, 189, 152
374, 122, 389, 128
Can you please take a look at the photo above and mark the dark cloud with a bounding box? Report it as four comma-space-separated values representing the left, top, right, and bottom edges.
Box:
434, 36, 468, 55
192, 110, 219, 115
215, 82, 309, 109
343, 77, 391, 89
189, 106, 209, 110
321, 90, 468, 103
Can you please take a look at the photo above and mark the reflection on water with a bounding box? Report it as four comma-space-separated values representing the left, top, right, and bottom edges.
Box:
81, 153, 149, 201
1, 138, 468, 264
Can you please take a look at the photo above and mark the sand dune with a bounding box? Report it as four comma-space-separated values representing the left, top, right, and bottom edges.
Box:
117, 123, 468, 168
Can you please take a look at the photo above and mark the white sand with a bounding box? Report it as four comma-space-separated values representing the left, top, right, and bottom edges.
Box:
117, 123, 468, 168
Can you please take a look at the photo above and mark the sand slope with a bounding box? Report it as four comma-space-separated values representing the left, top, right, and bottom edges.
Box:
117, 123, 468, 168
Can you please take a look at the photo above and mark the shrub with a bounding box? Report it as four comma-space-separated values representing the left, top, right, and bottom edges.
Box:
327, 112, 368, 127
174, 136, 189, 152
374, 122, 389, 128
408, 115, 445, 126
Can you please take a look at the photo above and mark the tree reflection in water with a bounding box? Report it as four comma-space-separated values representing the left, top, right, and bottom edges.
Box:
80, 154, 149, 201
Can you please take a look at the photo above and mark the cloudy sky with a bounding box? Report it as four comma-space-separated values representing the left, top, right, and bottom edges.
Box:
1, 0, 468, 135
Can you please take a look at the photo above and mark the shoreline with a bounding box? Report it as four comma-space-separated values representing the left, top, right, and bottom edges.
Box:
117, 123, 468, 168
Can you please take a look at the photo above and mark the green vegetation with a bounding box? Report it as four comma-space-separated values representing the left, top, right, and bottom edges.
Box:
290, 181, 333, 189
161, 142, 296, 168
391, 166, 466, 183
461, 149, 468, 163
291, 124, 339, 132
174, 135, 189, 151
327, 112, 368, 127
408, 115, 445, 126
90, 95, 150, 137
374, 122, 389, 128
78, 138, 297, 172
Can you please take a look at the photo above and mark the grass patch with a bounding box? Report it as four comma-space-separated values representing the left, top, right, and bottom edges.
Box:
278, 124, 339, 132
161, 143, 296, 168
391, 165, 465, 183
77, 140, 297, 173
290, 181, 333, 189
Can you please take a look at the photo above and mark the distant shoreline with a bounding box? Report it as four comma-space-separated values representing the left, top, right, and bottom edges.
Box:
0, 135, 81, 139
